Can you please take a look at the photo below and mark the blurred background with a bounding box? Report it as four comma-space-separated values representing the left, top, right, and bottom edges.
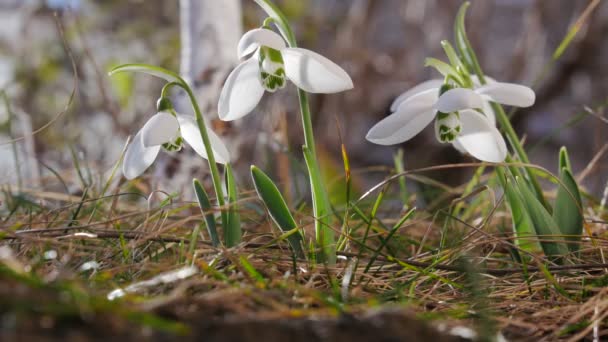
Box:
0, 0, 606, 203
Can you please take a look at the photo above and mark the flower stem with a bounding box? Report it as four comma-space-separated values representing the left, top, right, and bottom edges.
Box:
300, 91, 335, 264
455, 5, 549, 210
175, 82, 229, 233
298, 91, 316, 155
255, 0, 335, 263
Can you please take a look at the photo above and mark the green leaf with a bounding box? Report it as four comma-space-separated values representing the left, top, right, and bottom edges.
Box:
504, 177, 540, 253
554, 167, 583, 252
559, 146, 573, 173
251, 165, 305, 258
393, 148, 408, 207
440, 40, 466, 72
454, 2, 475, 73
424, 58, 463, 84
303, 146, 335, 264
224, 164, 242, 247
515, 177, 570, 261
239, 256, 266, 285
109, 64, 183, 84
193, 179, 219, 247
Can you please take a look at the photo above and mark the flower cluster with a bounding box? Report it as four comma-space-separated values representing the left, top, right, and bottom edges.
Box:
121, 20, 536, 177
366, 77, 535, 162
121, 25, 353, 180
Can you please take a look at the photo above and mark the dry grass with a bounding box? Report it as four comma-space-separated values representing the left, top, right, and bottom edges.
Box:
2, 175, 608, 341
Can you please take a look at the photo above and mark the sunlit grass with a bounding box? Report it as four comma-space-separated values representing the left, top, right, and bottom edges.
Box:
1, 0, 607, 340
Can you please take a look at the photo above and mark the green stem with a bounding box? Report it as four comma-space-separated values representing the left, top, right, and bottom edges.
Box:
456, 6, 549, 210
255, 0, 335, 263
254, 0, 297, 46
298, 91, 316, 155
174, 82, 228, 230
161, 82, 181, 98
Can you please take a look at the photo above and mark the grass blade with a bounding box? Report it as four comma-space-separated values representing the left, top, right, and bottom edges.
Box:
393, 148, 408, 208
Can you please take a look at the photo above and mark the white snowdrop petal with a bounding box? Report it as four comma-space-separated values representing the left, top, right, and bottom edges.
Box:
436, 88, 485, 113
455, 109, 507, 162
218, 58, 265, 121
237, 28, 286, 58
471, 75, 497, 87
366, 89, 438, 145
452, 140, 467, 154
390, 79, 443, 112
282, 48, 353, 93
122, 130, 161, 180
177, 115, 230, 164
482, 100, 496, 126
141, 112, 179, 147
476, 82, 535, 108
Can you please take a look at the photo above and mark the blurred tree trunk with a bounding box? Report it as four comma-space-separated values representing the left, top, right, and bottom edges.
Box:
179, 0, 244, 158
179, 0, 242, 111
156, 0, 243, 193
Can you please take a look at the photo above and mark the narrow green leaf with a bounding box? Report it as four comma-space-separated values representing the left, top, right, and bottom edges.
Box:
239, 256, 266, 285
68, 187, 89, 228
440, 40, 465, 71
424, 57, 462, 83
454, 2, 476, 73
363, 207, 416, 274
303, 146, 335, 264
393, 148, 408, 207
341, 141, 352, 206
554, 168, 583, 252
537, 262, 572, 299
552, 0, 600, 61
251, 165, 305, 258
224, 164, 242, 247
68, 144, 90, 189
503, 178, 539, 253
515, 177, 570, 261
558, 146, 572, 173
336, 138, 353, 251
193, 179, 219, 247
109, 64, 183, 84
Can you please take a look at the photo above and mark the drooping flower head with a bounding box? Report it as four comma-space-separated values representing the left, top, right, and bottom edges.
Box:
123, 98, 230, 180
219, 28, 354, 121
366, 75, 535, 163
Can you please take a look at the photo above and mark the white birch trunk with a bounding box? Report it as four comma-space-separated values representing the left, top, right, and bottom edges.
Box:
156, 0, 243, 193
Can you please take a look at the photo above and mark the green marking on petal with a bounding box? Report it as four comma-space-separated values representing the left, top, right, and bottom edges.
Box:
436, 112, 451, 120
434, 111, 461, 143
259, 46, 287, 92
162, 136, 184, 152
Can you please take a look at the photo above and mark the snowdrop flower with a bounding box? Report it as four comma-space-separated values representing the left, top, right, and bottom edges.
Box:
218, 28, 353, 121
122, 103, 230, 180
366, 78, 535, 162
